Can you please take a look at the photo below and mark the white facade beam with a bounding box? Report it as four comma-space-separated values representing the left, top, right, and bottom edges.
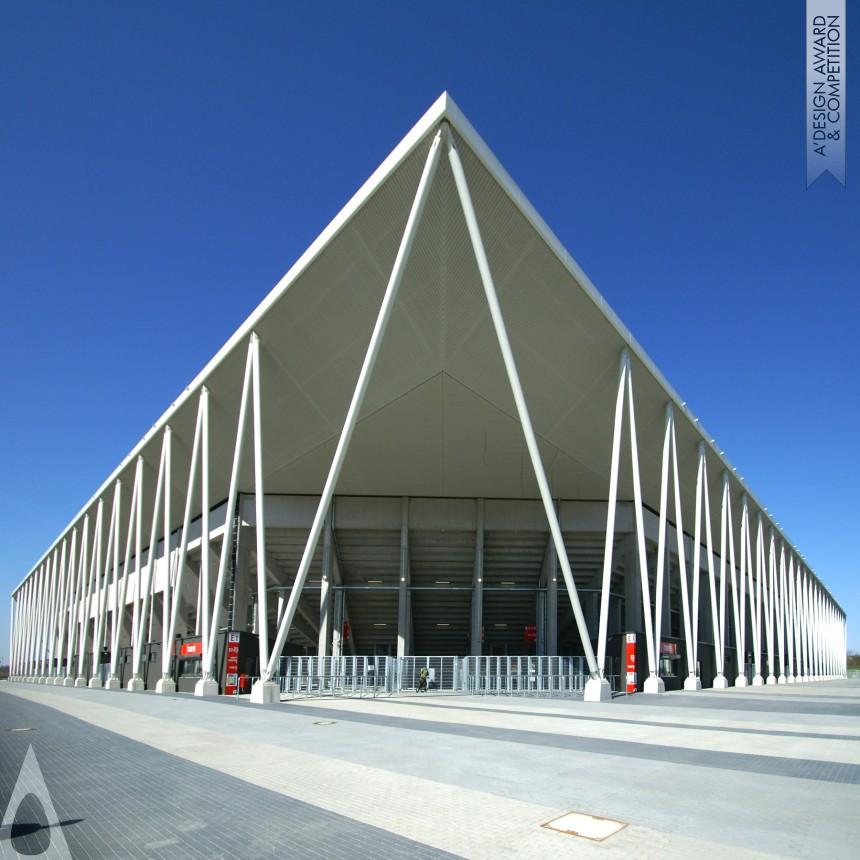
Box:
262, 127, 445, 695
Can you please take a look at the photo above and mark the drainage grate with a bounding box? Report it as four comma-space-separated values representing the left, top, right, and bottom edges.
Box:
4, 727, 36, 732
313, 720, 337, 726
543, 811, 626, 841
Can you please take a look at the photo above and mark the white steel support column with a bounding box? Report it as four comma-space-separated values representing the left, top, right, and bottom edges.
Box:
52, 537, 71, 683
36, 558, 51, 679
63, 528, 83, 686
752, 515, 764, 685
41, 550, 60, 680
10, 595, 19, 678
30, 574, 41, 678
624, 362, 659, 693
250, 334, 272, 702
132, 428, 170, 690
200, 388, 211, 660
695, 443, 725, 687
160, 391, 207, 692
49, 547, 65, 677
75, 511, 94, 684
448, 131, 604, 699
12, 585, 24, 677
90, 482, 120, 688
262, 128, 444, 695
669, 409, 696, 691
743, 502, 762, 685
35, 560, 49, 678
722, 477, 745, 687
765, 529, 777, 683
25, 576, 38, 678
205, 349, 255, 697
597, 352, 628, 676
777, 543, 787, 682
108, 457, 143, 688
787, 555, 798, 681
802, 571, 809, 680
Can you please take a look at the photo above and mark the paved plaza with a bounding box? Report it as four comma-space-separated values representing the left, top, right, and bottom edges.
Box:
1, 679, 859, 858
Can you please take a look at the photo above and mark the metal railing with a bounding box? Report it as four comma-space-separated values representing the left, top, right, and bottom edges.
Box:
462, 656, 592, 697
273, 655, 592, 699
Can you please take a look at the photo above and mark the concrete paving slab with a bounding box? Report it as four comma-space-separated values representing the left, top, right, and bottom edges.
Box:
2, 679, 858, 858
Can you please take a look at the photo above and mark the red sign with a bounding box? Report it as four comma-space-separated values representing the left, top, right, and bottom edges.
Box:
524, 624, 537, 643
224, 632, 240, 695
660, 641, 678, 655
343, 620, 350, 639
180, 641, 202, 657
625, 632, 637, 693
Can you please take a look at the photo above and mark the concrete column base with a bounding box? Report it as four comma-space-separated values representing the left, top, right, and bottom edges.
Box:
643, 675, 665, 695
39, 677, 49, 684
766, 674, 777, 685
778, 675, 788, 684
683, 676, 702, 691
787, 675, 796, 683
53, 676, 64, 686
583, 678, 612, 702
105, 676, 121, 690
712, 674, 729, 689
194, 677, 220, 697
250, 680, 281, 704
752, 675, 765, 686
155, 678, 176, 694
735, 675, 749, 687
62, 676, 75, 687
88, 677, 102, 689
74, 677, 87, 687
803, 674, 811, 683
127, 677, 145, 692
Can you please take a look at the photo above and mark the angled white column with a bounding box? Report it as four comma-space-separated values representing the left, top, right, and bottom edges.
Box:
75, 510, 95, 685
157, 393, 207, 692
107, 457, 143, 689
448, 131, 606, 700
597, 352, 630, 676
722, 477, 746, 687
777, 543, 787, 683
787, 554, 798, 681
249, 334, 276, 704
87, 479, 122, 688
52, 536, 71, 684
765, 529, 776, 684
203, 349, 254, 698
262, 127, 445, 691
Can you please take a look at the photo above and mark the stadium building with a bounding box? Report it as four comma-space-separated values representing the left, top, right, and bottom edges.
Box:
9, 94, 847, 703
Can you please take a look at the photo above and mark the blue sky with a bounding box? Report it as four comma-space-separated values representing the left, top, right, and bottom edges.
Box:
1, 2, 857, 661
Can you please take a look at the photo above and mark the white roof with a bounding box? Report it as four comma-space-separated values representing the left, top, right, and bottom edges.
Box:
14, 93, 840, 612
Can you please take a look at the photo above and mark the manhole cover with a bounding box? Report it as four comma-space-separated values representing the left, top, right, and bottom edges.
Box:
543, 811, 626, 841
313, 720, 337, 726
4, 727, 36, 732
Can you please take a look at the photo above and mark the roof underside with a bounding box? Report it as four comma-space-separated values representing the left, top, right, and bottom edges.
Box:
18, 94, 836, 609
